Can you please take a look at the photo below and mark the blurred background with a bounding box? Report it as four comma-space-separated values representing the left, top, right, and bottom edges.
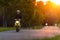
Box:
0, 0, 60, 28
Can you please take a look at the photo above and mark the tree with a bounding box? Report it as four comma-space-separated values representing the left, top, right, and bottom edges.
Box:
0, 0, 45, 28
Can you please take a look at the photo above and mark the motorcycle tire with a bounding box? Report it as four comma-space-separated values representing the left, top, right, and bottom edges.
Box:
16, 28, 19, 32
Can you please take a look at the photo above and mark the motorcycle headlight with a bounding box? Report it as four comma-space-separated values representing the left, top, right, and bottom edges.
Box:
16, 21, 19, 23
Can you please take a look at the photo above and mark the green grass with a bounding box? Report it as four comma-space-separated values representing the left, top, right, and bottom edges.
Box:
43, 36, 60, 40
0, 27, 15, 32
32, 35, 60, 40
25, 26, 44, 30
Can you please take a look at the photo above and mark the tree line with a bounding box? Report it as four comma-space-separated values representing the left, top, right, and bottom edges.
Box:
0, 0, 60, 28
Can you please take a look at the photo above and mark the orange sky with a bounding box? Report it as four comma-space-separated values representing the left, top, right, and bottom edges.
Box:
35, 1, 60, 24
36, 0, 60, 5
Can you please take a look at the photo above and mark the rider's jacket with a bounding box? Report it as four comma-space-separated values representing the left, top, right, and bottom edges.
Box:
15, 13, 22, 19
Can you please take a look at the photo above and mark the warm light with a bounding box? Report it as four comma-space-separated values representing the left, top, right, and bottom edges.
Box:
36, 0, 60, 5
43, 0, 47, 5
35, 0, 41, 6
36, 0, 41, 2
36, 0, 47, 5
51, 0, 60, 5
36, 0, 47, 2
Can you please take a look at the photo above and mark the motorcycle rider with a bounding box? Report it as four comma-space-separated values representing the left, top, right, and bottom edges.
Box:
14, 10, 22, 32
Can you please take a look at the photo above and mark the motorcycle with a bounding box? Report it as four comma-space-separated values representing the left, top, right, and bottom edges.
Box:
15, 19, 20, 32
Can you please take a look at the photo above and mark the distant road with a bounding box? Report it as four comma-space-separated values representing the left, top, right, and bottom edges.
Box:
0, 26, 60, 40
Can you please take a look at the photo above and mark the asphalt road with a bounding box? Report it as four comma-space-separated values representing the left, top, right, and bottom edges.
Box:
0, 26, 60, 40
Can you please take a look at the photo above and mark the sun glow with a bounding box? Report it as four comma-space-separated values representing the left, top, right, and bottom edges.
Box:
36, 0, 47, 5
51, 0, 60, 5
36, 0, 40, 2
43, 0, 47, 5
36, 0, 60, 5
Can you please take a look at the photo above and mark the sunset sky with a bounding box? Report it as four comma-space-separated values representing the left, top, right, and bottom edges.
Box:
35, 0, 60, 25
36, 0, 60, 5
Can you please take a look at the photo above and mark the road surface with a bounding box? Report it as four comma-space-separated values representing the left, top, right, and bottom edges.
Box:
0, 26, 60, 40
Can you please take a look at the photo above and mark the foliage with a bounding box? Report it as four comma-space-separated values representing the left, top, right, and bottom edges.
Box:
0, 0, 45, 28
32, 35, 60, 40
42, 36, 60, 40
0, 27, 15, 32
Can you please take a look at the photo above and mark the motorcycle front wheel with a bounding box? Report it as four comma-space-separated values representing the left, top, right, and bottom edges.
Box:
16, 28, 19, 32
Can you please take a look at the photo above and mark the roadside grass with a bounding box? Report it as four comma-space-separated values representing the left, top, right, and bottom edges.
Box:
24, 26, 44, 30
42, 36, 60, 40
0, 27, 15, 32
32, 35, 60, 40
